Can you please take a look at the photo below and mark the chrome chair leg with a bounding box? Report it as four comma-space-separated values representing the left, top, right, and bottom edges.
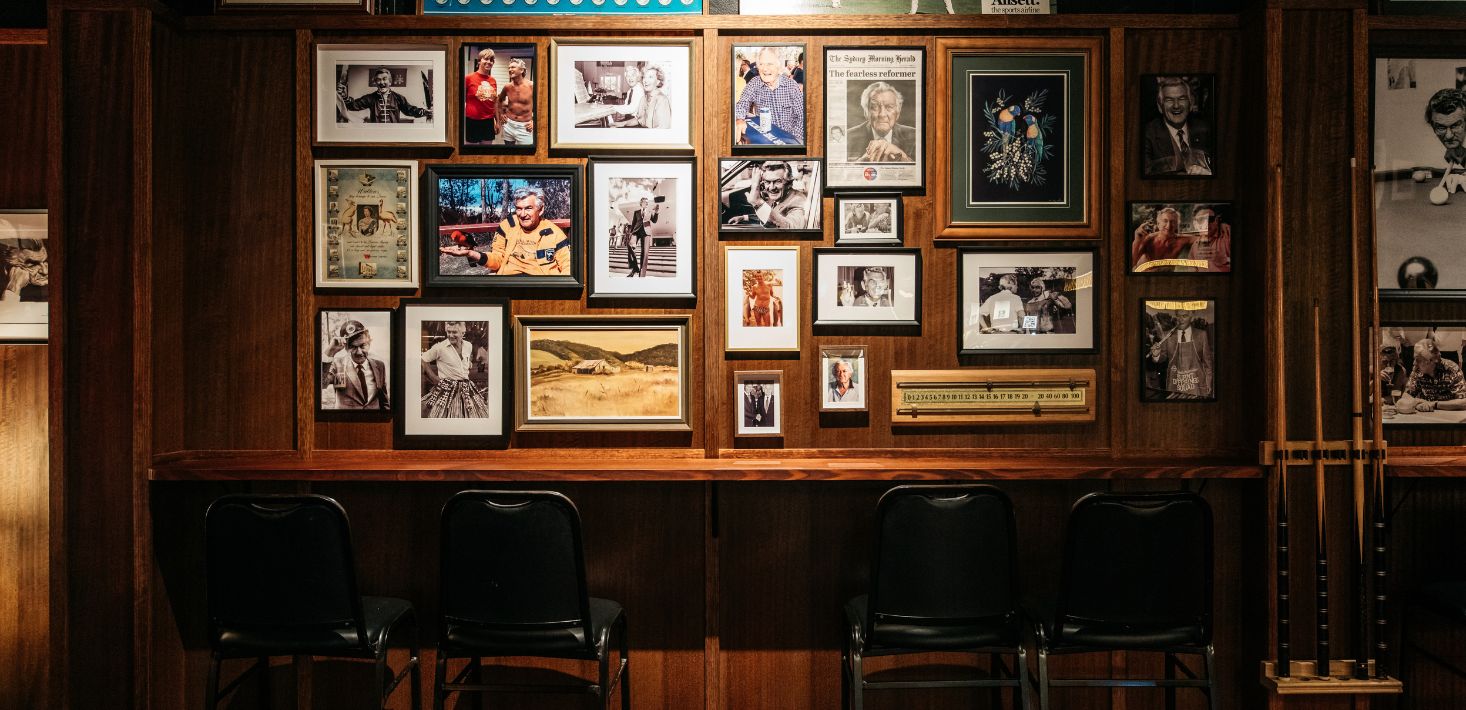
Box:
849, 646, 864, 710
1017, 645, 1031, 710
1036, 647, 1051, 710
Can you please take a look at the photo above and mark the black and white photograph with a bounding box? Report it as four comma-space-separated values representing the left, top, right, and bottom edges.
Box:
732, 43, 807, 151
718, 158, 823, 233
425, 164, 582, 289
1141, 298, 1216, 402
1127, 202, 1233, 273
1140, 74, 1217, 178
959, 249, 1096, 354
314, 160, 418, 289
316, 45, 446, 144
824, 46, 925, 190
1378, 323, 1466, 425
317, 309, 392, 413
588, 157, 695, 299
0, 210, 47, 342
726, 246, 800, 352
394, 299, 511, 447
461, 43, 537, 149
734, 370, 783, 436
834, 193, 903, 246
820, 345, 867, 412
812, 248, 921, 327
1373, 56, 1466, 295
551, 39, 695, 151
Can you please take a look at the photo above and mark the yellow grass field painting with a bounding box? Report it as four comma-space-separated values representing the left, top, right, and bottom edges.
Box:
526, 326, 683, 419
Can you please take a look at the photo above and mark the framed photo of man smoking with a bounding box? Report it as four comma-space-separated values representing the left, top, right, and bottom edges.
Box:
0, 210, 47, 342
834, 193, 903, 246
1377, 322, 1466, 426
393, 298, 512, 449
318, 309, 393, 414
587, 157, 696, 300
314, 159, 419, 289
824, 46, 925, 191
1127, 202, 1234, 274
1139, 74, 1218, 179
820, 345, 868, 413
550, 38, 697, 152
731, 43, 808, 153
812, 248, 921, 327
725, 246, 800, 352
461, 43, 537, 151
734, 370, 783, 437
1140, 298, 1216, 403
958, 248, 1096, 355
717, 158, 824, 234
424, 164, 583, 289
316, 45, 447, 144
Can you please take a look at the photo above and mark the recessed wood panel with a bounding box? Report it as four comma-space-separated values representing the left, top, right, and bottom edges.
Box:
0, 345, 48, 710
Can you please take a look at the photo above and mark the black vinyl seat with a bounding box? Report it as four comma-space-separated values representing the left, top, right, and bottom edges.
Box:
204, 494, 420, 710
1036, 490, 1218, 710
436, 490, 629, 710
842, 484, 1031, 710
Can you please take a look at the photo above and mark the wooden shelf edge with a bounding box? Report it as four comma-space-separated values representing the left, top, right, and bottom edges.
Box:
1383, 446, 1466, 476
0, 29, 47, 45
1370, 14, 1466, 31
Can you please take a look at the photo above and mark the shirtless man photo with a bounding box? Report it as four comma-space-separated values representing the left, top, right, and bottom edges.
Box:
497, 57, 535, 146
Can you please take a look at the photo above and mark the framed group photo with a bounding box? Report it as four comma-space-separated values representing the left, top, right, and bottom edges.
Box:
1378, 323, 1466, 426
1140, 298, 1216, 402
726, 245, 800, 352
959, 248, 1096, 354
550, 38, 696, 152
1127, 201, 1233, 273
461, 43, 537, 150
734, 370, 783, 436
820, 345, 868, 412
1139, 74, 1218, 178
394, 299, 512, 448
717, 158, 824, 233
0, 210, 47, 342
824, 46, 925, 191
812, 248, 921, 327
318, 309, 392, 413
424, 163, 583, 289
732, 43, 807, 152
316, 44, 446, 144
314, 160, 419, 289
587, 157, 696, 300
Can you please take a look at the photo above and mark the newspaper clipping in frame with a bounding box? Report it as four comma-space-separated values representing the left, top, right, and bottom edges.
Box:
825, 47, 924, 190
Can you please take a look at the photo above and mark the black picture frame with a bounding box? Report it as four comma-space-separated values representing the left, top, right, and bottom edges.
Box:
1125, 200, 1234, 274
822, 44, 927, 193
1139, 73, 1219, 180
316, 308, 394, 415
811, 247, 922, 327
730, 42, 808, 154
423, 163, 584, 289
833, 192, 904, 246
393, 297, 514, 449
1139, 297, 1218, 403
1377, 320, 1466, 427
586, 156, 698, 301
460, 42, 538, 153
957, 247, 1099, 355
716, 157, 825, 235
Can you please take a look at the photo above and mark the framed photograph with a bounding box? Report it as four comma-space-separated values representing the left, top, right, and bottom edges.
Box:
959, 249, 1097, 354
824, 46, 925, 191
834, 193, 903, 246
717, 158, 824, 233
732, 43, 807, 152
588, 157, 696, 300
515, 315, 692, 432
726, 245, 800, 353
550, 38, 696, 152
1140, 298, 1216, 402
1378, 323, 1466, 425
1127, 202, 1233, 273
935, 37, 1100, 239
317, 309, 392, 413
425, 163, 582, 289
394, 299, 512, 448
812, 248, 921, 327
1139, 74, 1218, 178
734, 370, 783, 436
0, 210, 47, 342
314, 160, 418, 289
461, 43, 537, 150
218, 0, 368, 11
1372, 54, 1466, 296
820, 345, 868, 412
316, 45, 446, 144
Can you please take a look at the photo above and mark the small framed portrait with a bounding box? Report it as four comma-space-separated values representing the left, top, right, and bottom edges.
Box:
1140, 74, 1218, 178
1378, 323, 1466, 425
820, 345, 867, 412
317, 309, 392, 413
588, 157, 696, 300
424, 163, 582, 289
515, 315, 692, 432
717, 158, 824, 233
824, 46, 925, 191
834, 193, 903, 246
731, 43, 807, 152
393, 298, 512, 448
1140, 298, 1217, 402
725, 245, 800, 353
812, 248, 921, 327
734, 370, 783, 436
1127, 202, 1233, 273
550, 38, 696, 152
315, 44, 446, 145
959, 249, 1097, 355
0, 210, 47, 342
461, 43, 537, 150
314, 160, 419, 289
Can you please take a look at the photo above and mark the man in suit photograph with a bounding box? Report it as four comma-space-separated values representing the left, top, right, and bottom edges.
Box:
325, 319, 390, 410
847, 81, 917, 163
1142, 76, 1214, 177
626, 196, 659, 277
744, 383, 774, 427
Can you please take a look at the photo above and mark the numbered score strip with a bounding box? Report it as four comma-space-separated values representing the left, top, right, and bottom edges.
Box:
890, 368, 1096, 426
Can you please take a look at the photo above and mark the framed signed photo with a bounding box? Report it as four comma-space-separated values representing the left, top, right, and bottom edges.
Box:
588, 157, 696, 300
824, 46, 925, 191
1140, 75, 1217, 178
316, 45, 446, 144
314, 160, 418, 289
1140, 298, 1216, 402
0, 210, 47, 342
318, 309, 392, 413
515, 315, 692, 432
424, 163, 582, 289
812, 248, 921, 327
1127, 202, 1233, 273
717, 158, 823, 234
820, 345, 867, 413
1378, 323, 1466, 425
959, 249, 1096, 355
834, 193, 903, 246
935, 37, 1100, 239
550, 38, 696, 152
726, 246, 800, 352
394, 299, 512, 448
461, 43, 537, 150
734, 370, 783, 436
732, 43, 807, 152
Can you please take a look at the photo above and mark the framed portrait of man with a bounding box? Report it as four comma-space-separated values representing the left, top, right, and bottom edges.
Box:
734, 370, 783, 436
834, 193, 903, 246
959, 248, 1097, 355
0, 210, 47, 342
317, 309, 392, 414
316, 44, 447, 144
550, 38, 697, 152
1139, 75, 1218, 179
460, 43, 537, 151
1127, 202, 1233, 273
314, 160, 419, 289
731, 43, 807, 152
824, 45, 925, 191
393, 298, 512, 448
725, 245, 800, 352
587, 157, 696, 300
1140, 298, 1217, 402
1377, 322, 1466, 426
820, 345, 868, 413
717, 158, 824, 234
812, 248, 921, 327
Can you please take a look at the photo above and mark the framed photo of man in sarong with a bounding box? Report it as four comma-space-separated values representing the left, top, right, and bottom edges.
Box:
314, 159, 419, 289
1140, 298, 1217, 402
393, 298, 512, 448
824, 46, 925, 191
935, 37, 1100, 239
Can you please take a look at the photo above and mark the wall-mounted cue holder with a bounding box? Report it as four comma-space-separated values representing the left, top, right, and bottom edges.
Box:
1258, 440, 1387, 466
889, 368, 1096, 426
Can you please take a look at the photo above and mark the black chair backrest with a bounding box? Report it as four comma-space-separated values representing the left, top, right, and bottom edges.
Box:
868, 484, 1019, 630
1054, 491, 1213, 643
439, 490, 593, 645
205, 494, 365, 643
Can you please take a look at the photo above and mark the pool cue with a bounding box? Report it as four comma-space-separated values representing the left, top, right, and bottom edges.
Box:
1348, 159, 1370, 680
1313, 302, 1331, 678
1272, 166, 1291, 678
1369, 171, 1393, 679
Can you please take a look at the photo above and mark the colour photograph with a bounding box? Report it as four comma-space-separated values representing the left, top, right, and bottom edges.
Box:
461, 43, 536, 149
426, 165, 581, 288
1128, 202, 1233, 273
518, 317, 691, 430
